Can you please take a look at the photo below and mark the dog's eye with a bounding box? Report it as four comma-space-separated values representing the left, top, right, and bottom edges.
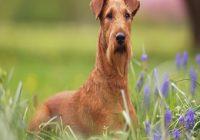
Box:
125, 12, 131, 20
106, 12, 113, 20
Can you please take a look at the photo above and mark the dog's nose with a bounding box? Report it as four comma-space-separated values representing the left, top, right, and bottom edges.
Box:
116, 32, 125, 44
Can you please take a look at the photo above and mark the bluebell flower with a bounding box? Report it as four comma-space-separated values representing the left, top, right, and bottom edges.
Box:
176, 53, 182, 69
145, 121, 151, 136
144, 84, 150, 108
178, 115, 184, 125
160, 74, 170, 98
185, 108, 195, 130
141, 53, 148, 62
182, 51, 188, 67
154, 132, 162, 140
195, 54, 200, 65
190, 67, 197, 95
165, 108, 172, 126
175, 51, 189, 69
172, 129, 180, 140
136, 72, 145, 92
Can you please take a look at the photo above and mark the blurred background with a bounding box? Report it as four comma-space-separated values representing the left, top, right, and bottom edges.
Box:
0, 0, 199, 101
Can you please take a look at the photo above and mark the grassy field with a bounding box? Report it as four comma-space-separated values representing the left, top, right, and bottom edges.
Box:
0, 22, 199, 139
0, 22, 192, 100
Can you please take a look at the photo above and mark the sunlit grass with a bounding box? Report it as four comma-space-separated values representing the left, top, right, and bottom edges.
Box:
0, 23, 199, 139
0, 51, 199, 139
0, 23, 192, 101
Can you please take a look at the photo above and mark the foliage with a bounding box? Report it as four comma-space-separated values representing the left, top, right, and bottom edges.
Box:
0, 69, 28, 139
0, 0, 91, 22
0, 17, 198, 140
130, 52, 200, 140
0, 51, 199, 140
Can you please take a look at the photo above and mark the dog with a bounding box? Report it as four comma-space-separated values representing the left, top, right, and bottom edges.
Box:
29, 0, 140, 137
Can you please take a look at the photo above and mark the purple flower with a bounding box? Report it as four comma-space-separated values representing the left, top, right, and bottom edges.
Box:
182, 51, 188, 67
161, 74, 170, 98
144, 84, 151, 108
196, 54, 200, 65
136, 72, 145, 92
176, 53, 182, 69
145, 121, 151, 136
190, 67, 197, 95
141, 53, 148, 62
175, 51, 189, 69
178, 115, 184, 125
154, 132, 162, 140
172, 129, 180, 140
165, 109, 172, 126
185, 108, 195, 130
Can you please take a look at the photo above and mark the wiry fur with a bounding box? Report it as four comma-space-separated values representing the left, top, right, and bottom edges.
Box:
29, 0, 140, 137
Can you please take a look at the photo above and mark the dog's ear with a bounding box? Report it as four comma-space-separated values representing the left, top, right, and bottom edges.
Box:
124, 0, 140, 16
90, 0, 105, 19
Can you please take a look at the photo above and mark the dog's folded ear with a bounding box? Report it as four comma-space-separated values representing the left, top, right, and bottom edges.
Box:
124, 0, 140, 16
90, 0, 105, 19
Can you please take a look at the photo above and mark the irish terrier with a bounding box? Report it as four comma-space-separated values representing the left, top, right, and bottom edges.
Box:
29, 0, 140, 137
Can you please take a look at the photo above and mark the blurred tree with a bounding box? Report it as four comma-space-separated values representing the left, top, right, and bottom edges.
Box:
184, 0, 200, 48
0, 0, 92, 23
0, 0, 23, 21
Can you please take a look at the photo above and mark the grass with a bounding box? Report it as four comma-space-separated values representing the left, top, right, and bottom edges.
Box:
0, 22, 192, 101
0, 22, 199, 139
0, 54, 199, 139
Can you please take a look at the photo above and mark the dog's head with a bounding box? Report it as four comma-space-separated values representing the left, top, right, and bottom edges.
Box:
90, 0, 140, 76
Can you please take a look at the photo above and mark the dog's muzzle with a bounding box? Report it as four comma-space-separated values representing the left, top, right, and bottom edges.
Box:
115, 32, 127, 54
115, 45, 126, 54
116, 32, 125, 45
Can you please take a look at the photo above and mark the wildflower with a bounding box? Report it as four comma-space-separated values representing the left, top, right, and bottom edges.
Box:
145, 121, 151, 136
165, 108, 172, 127
141, 53, 148, 70
178, 115, 184, 125
189, 67, 197, 95
176, 53, 182, 69
154, 132, 162, 140
160, 74, 170, 98
144, 84, 150, 108
141, 53, 148, 62
182, 51, 188, 67
136, 72, 144, 92
196, 54, 200, 65
185, 108, 195, 130
172, 129, 180, 140
175, 51, 189, 69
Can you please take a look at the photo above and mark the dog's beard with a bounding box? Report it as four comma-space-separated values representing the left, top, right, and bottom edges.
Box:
106, 40, 132, 77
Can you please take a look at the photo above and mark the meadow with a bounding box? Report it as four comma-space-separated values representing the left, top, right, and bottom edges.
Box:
0, 22, 191, 100
0, 22, 199, 139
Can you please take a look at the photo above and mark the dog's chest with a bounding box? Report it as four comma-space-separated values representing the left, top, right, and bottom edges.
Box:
88, 99, 125, 134
75, 82, 128, 135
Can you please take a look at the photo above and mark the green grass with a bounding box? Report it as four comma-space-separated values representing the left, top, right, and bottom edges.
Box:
0, 22, 199, 139
0, 22, 192, 101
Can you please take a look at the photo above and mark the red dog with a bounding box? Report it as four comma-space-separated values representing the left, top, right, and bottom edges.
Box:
29, 0, 140, 137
